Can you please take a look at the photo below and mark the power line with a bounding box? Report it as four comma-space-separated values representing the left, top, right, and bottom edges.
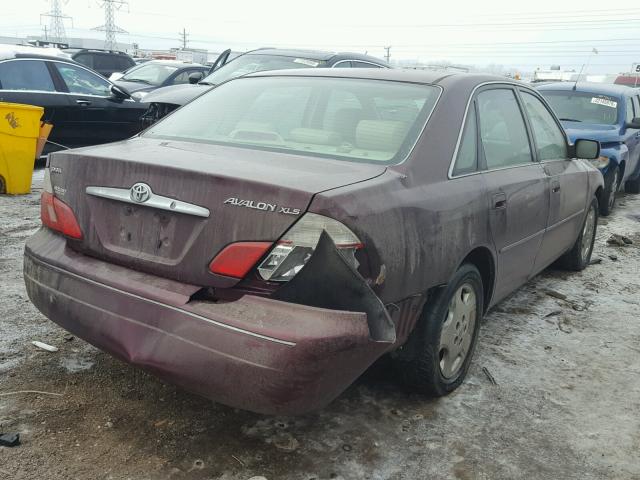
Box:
93, 0, 128, 51
40, 0, 72, 44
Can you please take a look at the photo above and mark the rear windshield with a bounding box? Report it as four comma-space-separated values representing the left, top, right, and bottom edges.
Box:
144, 76, 440, 164
541, 91, 620, 125
202, 54, 326, 85
121, 63, 178, 86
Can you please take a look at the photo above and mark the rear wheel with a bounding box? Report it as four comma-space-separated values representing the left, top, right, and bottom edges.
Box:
391, 264, 483, 396
600, 166, 619, 216
559, 197, 598, 271
625, 177, 640, 194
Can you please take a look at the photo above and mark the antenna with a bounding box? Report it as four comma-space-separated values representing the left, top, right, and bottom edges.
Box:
573, 47, 598, 90
40, 0, 73, 44
93, 0, 128, 51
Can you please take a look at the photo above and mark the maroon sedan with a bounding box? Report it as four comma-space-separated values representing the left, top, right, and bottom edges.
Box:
24, 69, 603, 415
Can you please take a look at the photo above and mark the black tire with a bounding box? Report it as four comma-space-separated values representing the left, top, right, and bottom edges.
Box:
559, 197, 598, 271
625, 177, 640, 194
0, 175, 5, 195
391, 264, 483, 396
600, 166, 619, 216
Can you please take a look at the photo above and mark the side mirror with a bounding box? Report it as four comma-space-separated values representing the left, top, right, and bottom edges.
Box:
188, 71, 204, 84
626, 117, 640, 129
573, 139, 600, 160
110, 84, 131, 100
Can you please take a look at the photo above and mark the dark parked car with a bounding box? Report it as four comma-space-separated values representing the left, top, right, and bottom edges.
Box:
113, 60, 209, 101
141, 48, 390, 125
537, 82, 640, 215
64, 48, 136, 78
0, 47, 147, 154
24, 70, 602, 415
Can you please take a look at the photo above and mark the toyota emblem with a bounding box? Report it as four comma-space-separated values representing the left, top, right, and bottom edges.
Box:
130, 183, 151, 203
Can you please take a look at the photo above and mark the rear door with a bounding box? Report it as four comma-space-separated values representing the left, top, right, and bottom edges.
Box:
518, 89, 587, 273
624, 95, 640, 179
476, 86, 549, 302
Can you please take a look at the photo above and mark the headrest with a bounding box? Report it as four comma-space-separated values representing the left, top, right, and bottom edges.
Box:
290, 128, 341, 145
355, 120, 409, 152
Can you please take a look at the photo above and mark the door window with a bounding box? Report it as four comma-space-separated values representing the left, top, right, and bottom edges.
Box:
0, 60, 56, 91
633, 96, 640, 118
73, 53, 94, 69
352, 61, 382, 68
170, 70, 193, 85
520, 91, 568, 161
626, 97, 635, 123
54, 62, 111, 96
333, 61, 352, 68
452, 104, 478, 176
477, 89, 533, 169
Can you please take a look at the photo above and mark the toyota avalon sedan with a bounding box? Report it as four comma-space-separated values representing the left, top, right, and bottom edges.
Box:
24, 70, 603, 415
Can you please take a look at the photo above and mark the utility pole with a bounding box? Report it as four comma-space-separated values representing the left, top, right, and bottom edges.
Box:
384, 46, 391, 63
93, 0, 128, 51
179, 28, 189, 49
40, 0, 72, 44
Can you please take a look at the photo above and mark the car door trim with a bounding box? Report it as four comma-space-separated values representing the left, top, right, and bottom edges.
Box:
545, 208, 585, 233
499, 227, 546, 254
331, 59, 387, 68
86, 186, 211, 218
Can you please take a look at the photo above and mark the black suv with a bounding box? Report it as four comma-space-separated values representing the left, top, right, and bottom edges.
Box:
64, 48, 135, 78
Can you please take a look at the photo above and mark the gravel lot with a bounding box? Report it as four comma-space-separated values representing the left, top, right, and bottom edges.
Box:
1, 168, 639, 480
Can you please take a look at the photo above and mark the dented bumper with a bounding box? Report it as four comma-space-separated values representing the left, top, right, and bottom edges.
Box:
24, 229, 393, 415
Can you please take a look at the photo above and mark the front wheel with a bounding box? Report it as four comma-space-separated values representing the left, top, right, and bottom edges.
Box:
600, 166, 619, 216
391, 264, 483, 396
559, 197, 598, 271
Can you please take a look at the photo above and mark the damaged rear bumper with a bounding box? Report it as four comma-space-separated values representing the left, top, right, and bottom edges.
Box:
23, 229, 394, 415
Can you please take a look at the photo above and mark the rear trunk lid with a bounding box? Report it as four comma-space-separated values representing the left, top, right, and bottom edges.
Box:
47, 137, 385, 287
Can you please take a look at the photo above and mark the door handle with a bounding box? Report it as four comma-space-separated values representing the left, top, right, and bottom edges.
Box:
552, 180, 561, 193
76, 99, 91, 106
492, 192, 507, 209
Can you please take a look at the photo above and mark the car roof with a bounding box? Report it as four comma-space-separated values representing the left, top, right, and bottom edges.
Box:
245, 67, 513, 87
244, 48, 389, 65
536, 81, 635, 97
0, 44, 70, 62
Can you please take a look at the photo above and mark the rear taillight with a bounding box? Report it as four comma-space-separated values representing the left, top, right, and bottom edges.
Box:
40, 169, 83, 239
209, 242, 273, 278
257, 213, 363, 282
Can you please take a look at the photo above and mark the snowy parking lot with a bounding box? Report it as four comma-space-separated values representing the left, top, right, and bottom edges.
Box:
1, 169, 639, 480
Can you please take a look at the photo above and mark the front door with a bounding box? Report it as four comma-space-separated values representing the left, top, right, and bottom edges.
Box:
476, 87, 549, 303
519, 90, 589, 272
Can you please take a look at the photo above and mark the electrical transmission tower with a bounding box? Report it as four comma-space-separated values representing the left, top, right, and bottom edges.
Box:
93, 0, 128, 51
40, 0, 72, 44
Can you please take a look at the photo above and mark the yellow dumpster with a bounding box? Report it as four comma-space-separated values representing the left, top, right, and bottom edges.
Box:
0, 102, 44, 194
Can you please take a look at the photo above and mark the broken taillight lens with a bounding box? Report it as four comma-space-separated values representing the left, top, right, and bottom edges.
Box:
257, 213, 363, 282
209, 242, 273, 278
40, 169, 83, 239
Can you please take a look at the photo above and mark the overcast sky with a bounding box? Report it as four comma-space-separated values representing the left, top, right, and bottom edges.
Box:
3, 0, 640, 73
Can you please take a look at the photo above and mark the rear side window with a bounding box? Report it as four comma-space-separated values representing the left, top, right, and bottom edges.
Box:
73, 54, 94, 69
170, 70, 192, 85
520, 91, 568, 161
477, 89, 533, 169
0, 60, 56, 91
453, 104, 478, 176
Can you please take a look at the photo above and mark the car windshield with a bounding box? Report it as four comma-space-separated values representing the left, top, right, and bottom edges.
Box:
541, 91, 620, 125
201, 54, 326, 85
121, 63, 179, 86
144, 76, 440, 164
